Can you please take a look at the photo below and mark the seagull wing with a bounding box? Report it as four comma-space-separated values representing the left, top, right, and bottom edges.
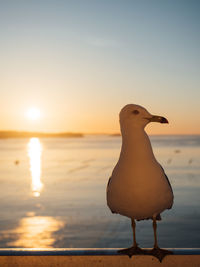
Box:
106, 177, 117, 213
159, 164, 174, 209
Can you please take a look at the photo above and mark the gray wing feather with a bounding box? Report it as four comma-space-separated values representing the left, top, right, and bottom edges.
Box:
159, 164, 174, 209
106, 177, 116, 213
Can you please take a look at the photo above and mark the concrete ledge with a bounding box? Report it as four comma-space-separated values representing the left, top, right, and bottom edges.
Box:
0, 248, 200, 256
0, 249, 200, 267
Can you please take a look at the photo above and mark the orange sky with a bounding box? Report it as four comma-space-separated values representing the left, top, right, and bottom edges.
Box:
0, 1, 200, 135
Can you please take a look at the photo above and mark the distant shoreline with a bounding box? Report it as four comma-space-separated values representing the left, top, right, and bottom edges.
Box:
0, 131, 199, 139
0, 131, 83, 139
109, 133, 200, 137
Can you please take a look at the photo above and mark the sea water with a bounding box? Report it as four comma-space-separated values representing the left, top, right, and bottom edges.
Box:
0, 135, 199, 248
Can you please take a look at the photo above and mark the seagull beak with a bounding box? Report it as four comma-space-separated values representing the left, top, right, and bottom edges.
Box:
147, 115, 169, 124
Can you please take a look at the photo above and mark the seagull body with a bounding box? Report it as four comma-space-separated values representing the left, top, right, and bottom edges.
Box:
107, 122, 173, 220
106, 104, 173, 261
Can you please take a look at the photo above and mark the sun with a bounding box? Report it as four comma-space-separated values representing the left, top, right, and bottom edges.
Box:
26, 107, 41, 121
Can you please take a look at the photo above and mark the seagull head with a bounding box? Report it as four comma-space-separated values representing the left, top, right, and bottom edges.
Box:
119, 104, 168, 129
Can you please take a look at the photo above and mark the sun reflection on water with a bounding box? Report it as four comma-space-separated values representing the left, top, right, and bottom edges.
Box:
28, 138, 43, 197
6, 214, 64, 247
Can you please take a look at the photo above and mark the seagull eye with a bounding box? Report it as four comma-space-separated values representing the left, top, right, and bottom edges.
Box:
132, 110, 139, 115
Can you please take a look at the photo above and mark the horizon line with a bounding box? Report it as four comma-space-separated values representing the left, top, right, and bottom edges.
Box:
0, 130, 199, 136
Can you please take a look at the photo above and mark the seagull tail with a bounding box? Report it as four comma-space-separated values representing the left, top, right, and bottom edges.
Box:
136, 214, 161, 221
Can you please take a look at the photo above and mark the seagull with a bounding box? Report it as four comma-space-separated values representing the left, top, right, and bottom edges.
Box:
107, 104, 174, 262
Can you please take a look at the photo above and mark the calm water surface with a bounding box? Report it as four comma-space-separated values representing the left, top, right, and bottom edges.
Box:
0, 135, 200, 248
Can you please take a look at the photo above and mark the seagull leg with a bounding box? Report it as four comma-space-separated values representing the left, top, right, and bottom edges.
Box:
118, 219, 144, 257
148, 216, 173, 262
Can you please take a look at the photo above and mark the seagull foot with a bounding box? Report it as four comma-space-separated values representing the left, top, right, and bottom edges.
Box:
148, 247, 173, 262
118, 245, 145, 258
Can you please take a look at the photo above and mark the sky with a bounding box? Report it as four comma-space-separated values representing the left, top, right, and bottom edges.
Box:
0, 0, 200, 134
